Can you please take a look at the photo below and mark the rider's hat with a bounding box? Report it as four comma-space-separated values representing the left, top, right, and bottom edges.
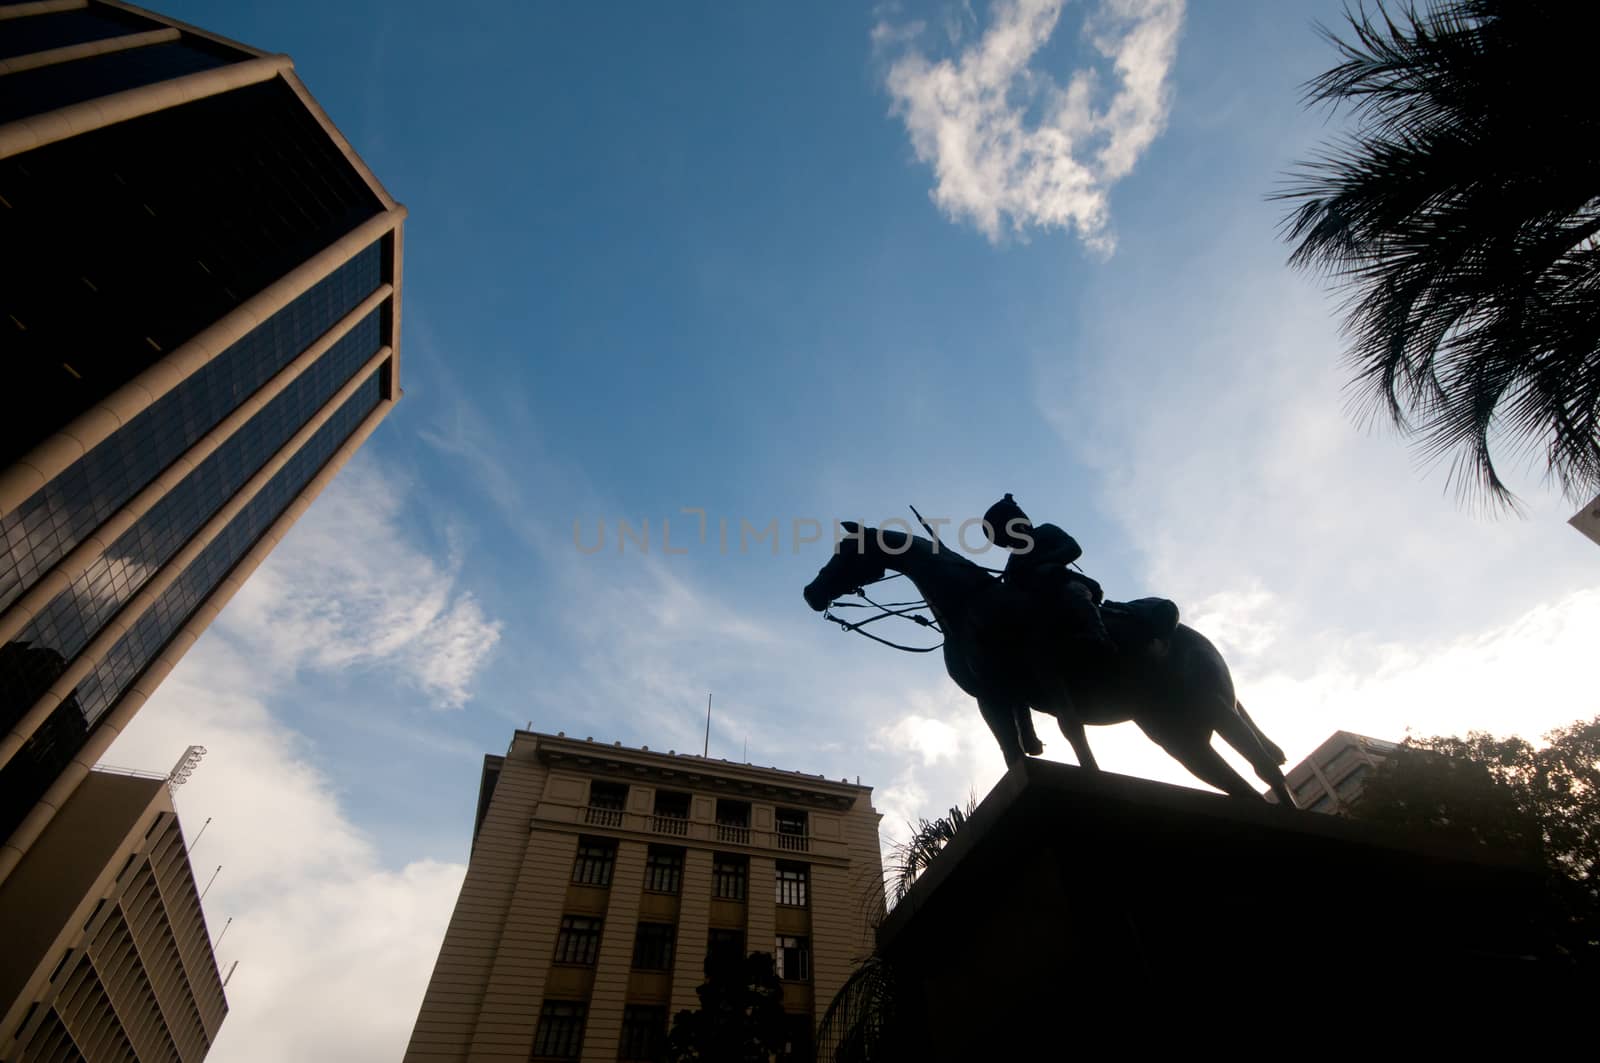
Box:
982, 493, 1031, 549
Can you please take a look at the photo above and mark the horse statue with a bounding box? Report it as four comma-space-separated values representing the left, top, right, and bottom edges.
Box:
803, 524, 1294, 804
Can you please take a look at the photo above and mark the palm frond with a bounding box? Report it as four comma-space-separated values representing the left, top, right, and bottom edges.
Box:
1277, 0, 1600, 509
813, 955, 897, 1063
885, 795, 977, 911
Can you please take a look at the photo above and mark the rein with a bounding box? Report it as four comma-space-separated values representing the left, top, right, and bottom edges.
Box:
821, 574, 945, 653
817, 538, 1005, 654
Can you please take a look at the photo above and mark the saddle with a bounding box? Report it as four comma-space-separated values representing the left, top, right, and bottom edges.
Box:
1101, 597, 1180, 653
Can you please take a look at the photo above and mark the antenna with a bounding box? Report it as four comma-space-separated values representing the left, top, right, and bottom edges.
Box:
185, 816, 212, 856
703, 693, 712, 758
200, 864, 221, 902
223, 960, 239, 989
743, 737, 748, 762
213, 916, 233, 949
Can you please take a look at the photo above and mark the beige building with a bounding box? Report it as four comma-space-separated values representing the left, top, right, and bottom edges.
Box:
1284, 730, 1396, 813
405, 731, 884, 1062
0, 768, 227, 1061
0, 0, 403, 883
1571, 492, 1600, 547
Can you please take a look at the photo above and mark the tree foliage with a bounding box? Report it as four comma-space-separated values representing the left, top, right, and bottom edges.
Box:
663, 951, 788, 1063
813, 800, 978, 1063
813, 955, 899, 1063
885, 797, 977, 911
1278, 1, 1600, 510
1349, 715, 1600, 958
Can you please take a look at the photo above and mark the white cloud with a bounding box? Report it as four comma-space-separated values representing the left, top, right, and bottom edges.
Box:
882, 714, 964, 766
860, 586, 1600, 855
1246, 588, 1600, 758
219, 456, 501, 708
1021, 140, 1600, 803
879, 0, 1185, 249
102, 636, 466, 1063
91, 454, 506, 1061
1185, 585, 1281, 664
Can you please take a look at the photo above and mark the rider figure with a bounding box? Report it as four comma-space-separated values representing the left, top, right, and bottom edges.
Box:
981, 493, 1119, 755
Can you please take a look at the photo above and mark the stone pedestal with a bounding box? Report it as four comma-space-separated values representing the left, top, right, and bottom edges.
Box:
872, 758, 1581, 1055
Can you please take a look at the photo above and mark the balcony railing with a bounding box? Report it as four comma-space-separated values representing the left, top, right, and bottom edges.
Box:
651, 813, 689, 837
715, 822, 751, 845
775, 832, 809, 853
584, 805, 623, 828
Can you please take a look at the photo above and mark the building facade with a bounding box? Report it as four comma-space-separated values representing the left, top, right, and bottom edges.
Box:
0, 768, 228, 1061
1571, 492, 1600, 547
0, 1, 404, 880
405, 732, 884, 1063
1283, 730, 1395, 813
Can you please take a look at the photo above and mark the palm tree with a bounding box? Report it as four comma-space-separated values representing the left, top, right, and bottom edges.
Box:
1278, 1, 1600, 511
815, 799, 977, 1062
884, 799, 976, 910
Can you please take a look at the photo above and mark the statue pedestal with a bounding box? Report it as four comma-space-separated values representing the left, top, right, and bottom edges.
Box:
873, 758, 1581, 1053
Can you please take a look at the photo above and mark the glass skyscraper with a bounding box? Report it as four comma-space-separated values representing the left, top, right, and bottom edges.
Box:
0, 1, 405, 882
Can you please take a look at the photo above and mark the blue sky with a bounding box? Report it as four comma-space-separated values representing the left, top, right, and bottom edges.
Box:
104, 2, 1599, 1059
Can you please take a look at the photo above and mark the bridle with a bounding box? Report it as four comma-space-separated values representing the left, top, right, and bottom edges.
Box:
821, 572, 945, 653
819, 561, 1005, 654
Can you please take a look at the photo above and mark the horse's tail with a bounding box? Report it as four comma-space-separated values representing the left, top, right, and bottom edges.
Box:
1235, 699, 1286, 765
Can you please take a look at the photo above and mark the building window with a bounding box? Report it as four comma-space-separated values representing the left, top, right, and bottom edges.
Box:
554, 916, 603, 966
776, 862, 808, 907
707, 928, 744, 964
618, 1005, 667, 1062
533, 1001, 586, 1059
1336, 763, 1372, 796
1309, 794, 1334, 813
632, 922, 676, 971
644, 846, 684, 894
775, 808, 808, 852
712, 854, 747, 901
653, 789, 691, 836
572, 838, 617, 887
716, 799, 751, 844
775, 935, 810, 982
587, 781, 627, 827
1321, 746, 1359, 777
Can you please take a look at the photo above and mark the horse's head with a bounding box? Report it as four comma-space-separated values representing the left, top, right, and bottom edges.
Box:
803, 522, 886, 611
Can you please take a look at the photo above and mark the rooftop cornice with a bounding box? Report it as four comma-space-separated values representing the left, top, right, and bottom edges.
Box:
513, 730, 870, 809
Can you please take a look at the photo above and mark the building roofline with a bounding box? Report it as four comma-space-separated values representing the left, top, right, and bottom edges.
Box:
470, 754, 504, 850
86, 3, 400, 212
510, 729, 873, 802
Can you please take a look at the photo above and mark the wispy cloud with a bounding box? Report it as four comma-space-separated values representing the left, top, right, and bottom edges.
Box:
878, 0, 1186, 249
97, 450, 508, 1060
219, 455, 501, 708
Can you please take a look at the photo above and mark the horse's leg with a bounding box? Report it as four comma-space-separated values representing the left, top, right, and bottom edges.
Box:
1214, 701, 1294, 806
1055, 715, 1099, 770
977, 698, 1027, 768
1015, 706, 1045, 756
1142, 722, 1263, 800
1234, 699, 1286, 764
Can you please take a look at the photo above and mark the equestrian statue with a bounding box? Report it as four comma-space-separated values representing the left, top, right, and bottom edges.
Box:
802, 495, 1294, 804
